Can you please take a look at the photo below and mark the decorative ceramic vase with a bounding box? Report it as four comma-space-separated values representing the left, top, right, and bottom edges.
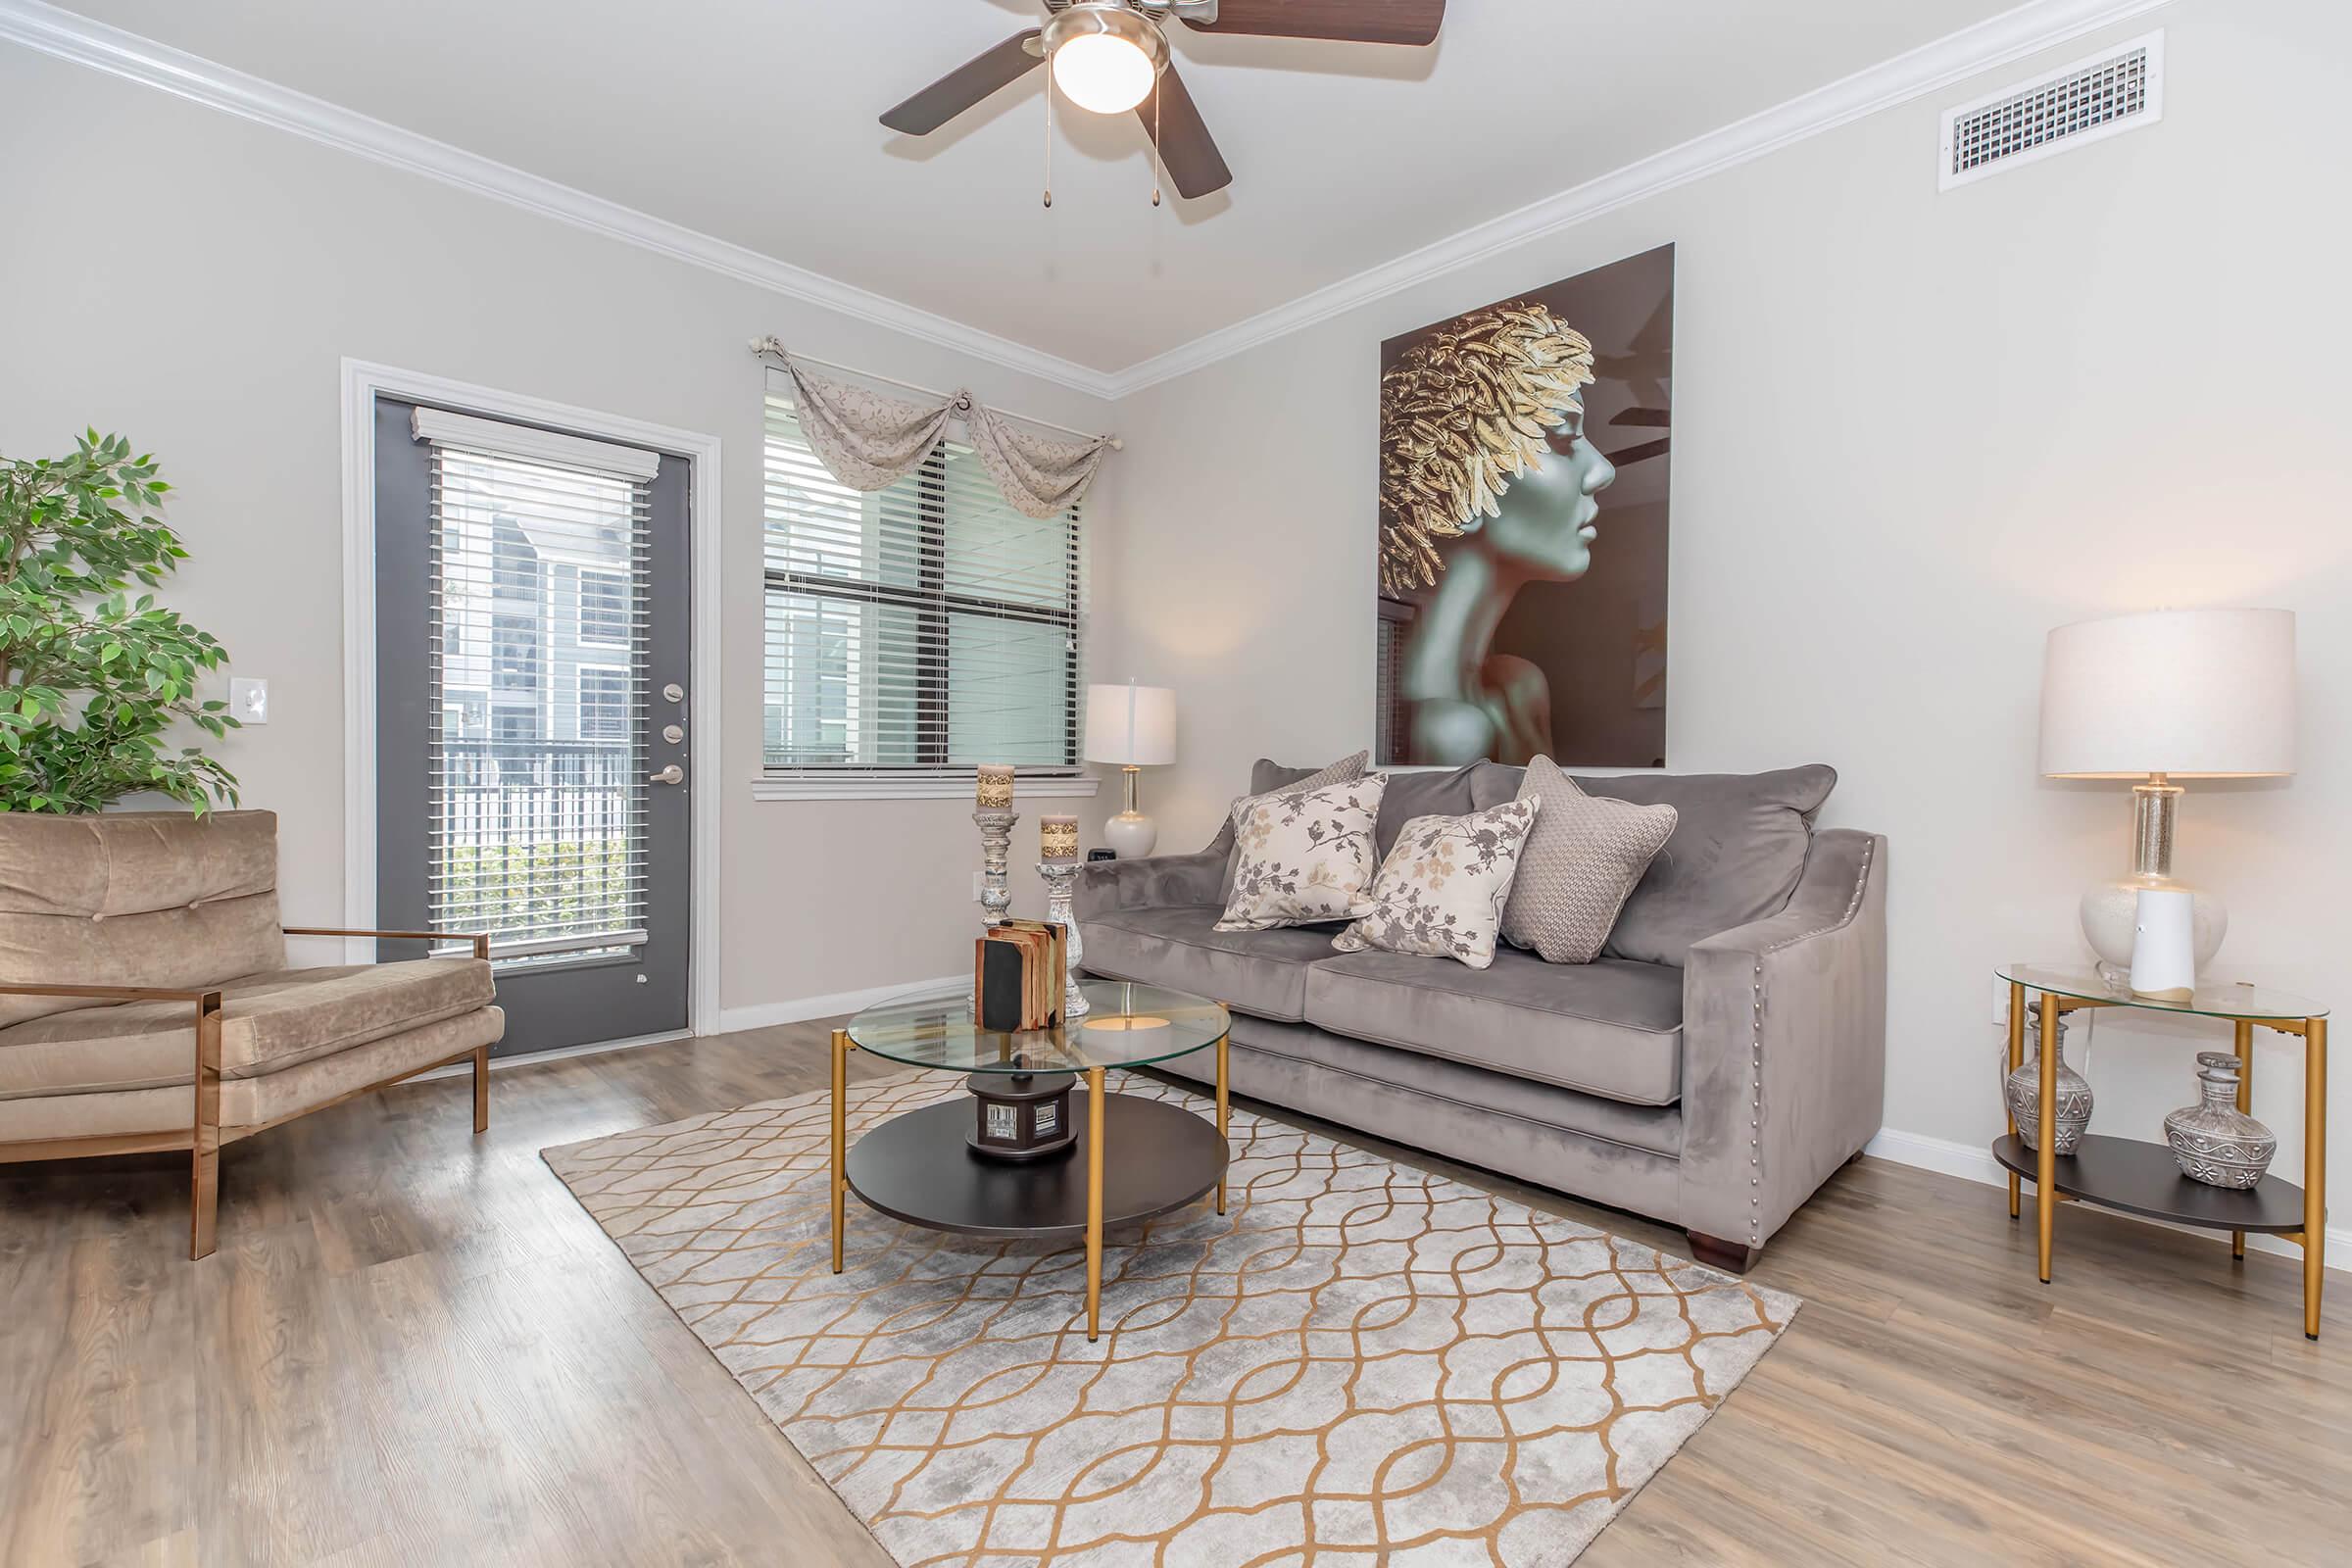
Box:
2163, 1052, 2277, 1189
2003, 1005, 2092, 1155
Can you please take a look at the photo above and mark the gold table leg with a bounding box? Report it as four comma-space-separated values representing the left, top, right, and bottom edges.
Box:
831, 1028, 850, 1275
1215, 1028, 1231, 1216
2037, 993, 2059, 1284
2007, 981, 2027, 1220
1086, 1066, 1104, 1343
2308, 1017, 2328, 1341
2233, 1019, 2254, 1260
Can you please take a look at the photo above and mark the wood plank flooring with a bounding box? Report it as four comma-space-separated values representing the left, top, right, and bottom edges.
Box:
1, 1020, 2342, 1567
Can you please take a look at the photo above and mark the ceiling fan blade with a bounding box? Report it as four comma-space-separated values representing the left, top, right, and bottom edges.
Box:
880, 29, 1043, 135
1183, 0, 1445, 46
1139, 64, 1232, 199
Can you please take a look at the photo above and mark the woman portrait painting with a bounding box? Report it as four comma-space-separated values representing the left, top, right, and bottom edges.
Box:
1375, 246, 1672, 769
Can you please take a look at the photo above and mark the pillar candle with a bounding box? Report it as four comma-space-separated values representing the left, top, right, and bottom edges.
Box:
975, 764, 1015, 810
1040, 815, 1080, 861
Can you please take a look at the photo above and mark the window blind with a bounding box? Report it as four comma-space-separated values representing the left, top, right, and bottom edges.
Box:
761, 383, 1087, 774
418, 415, 654, 963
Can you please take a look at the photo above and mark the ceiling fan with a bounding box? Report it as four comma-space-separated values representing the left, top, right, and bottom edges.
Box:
880, 1, 1447, 201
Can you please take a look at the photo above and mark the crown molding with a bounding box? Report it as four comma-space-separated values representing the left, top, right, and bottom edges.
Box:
0, 0, 1124, 400
4, 0, 2174, 403
1098, 0, 2179, 398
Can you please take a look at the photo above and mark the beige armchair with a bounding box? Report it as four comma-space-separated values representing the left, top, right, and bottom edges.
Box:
0, 809, 504, 1258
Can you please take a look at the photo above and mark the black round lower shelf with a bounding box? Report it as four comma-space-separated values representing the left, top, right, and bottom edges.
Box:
1993, 1133, 2305, 1234
846, 1091, 1227, 1241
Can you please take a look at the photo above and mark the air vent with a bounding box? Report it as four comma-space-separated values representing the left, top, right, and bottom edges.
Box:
1939, 31, 2164, 191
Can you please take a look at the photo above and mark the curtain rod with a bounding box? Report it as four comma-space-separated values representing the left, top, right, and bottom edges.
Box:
750, 338, 1122, 451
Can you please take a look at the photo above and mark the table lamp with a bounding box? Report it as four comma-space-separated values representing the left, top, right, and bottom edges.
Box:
2037, 608, 2296, 986
1084, 680, 1176, 858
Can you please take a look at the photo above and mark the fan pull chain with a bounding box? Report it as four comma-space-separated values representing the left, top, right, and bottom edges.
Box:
1042, 74, 1054, 209
1151, 75, 1163, 209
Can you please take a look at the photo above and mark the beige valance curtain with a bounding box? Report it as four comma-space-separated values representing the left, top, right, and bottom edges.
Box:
766, 349, 1114, 519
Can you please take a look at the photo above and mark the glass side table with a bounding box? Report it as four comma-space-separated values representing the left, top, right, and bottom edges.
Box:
1996, 963, 2329, 1339
830, 979, 1231, 1343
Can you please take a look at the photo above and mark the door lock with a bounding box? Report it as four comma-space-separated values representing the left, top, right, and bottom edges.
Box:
662, 683, 686, 703
662, 723, 685, 745
650, 764, 685, 785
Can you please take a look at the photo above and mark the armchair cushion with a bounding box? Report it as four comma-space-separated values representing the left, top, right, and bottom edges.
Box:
0, 957, 494, 1098
0, 809, 286, 1029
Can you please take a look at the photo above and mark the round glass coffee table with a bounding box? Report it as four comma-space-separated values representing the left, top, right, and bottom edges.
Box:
830, 978, 1231, 1342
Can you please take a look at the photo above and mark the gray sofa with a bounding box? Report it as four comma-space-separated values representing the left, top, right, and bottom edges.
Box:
1075, 760, 1886, 1269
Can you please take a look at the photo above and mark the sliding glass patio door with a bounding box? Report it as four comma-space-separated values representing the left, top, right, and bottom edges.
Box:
373, 397, 692, 1055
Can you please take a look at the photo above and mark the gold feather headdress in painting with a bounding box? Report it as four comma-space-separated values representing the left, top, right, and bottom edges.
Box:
1378, 302, 1595, 595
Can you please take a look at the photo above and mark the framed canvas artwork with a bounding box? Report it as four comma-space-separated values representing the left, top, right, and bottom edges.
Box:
1376, 243, 1673, 768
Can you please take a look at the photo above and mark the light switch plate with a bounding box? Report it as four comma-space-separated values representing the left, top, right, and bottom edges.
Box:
228, 676, 269, 725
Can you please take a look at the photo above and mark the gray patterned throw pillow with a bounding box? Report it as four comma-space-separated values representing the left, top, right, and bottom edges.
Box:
1331, 797, 1541, 969
1215, 774, 1386, 931
1500, 757, 1678, 964
1215, 750, 1371, 899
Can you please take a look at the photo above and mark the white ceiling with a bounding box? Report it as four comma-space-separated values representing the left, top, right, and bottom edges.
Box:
57, 0, 2032, 372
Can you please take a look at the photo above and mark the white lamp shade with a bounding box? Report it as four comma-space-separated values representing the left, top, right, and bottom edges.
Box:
2038, 609, 2296, 778
1084, 683, 1176, 766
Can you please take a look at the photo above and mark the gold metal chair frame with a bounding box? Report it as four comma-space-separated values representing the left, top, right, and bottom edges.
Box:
831, 1005, 1232, 1344
0, 928, 492, 1260
2005, 980, 2328, 1339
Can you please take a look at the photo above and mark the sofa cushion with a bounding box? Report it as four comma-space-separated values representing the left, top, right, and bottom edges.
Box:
1303, 947, 1685, 1106
0, 957, 496, 1098
1082, 906, 1341, 1022
1372, 762, 1488, 858
1474, 763, 1837, 966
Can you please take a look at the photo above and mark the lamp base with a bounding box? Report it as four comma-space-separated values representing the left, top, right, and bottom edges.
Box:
1103, 809, 1157, 859
2080, 875, 2227, 989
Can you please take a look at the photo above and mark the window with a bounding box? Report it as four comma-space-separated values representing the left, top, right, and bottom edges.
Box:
491, 706, 543, 744
577, 666, 629, 740
760, 383, 1086, 781
577, 567, 629, 648
490, 613, 540, 691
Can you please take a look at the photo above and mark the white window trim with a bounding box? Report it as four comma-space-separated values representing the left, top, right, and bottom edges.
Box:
576, 566, 630, 650
751, 770, 1102, 803
575, 661, 629, 740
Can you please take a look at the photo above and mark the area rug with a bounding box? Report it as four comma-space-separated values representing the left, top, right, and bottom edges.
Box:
545, 1071, 1797, 1566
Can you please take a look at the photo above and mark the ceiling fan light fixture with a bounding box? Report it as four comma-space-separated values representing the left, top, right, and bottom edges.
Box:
1044, 3, 1167, 115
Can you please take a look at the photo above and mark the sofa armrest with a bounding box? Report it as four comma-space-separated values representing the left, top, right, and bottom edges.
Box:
1074, 849, 1228, 920
283, 926, 492, 960
1679, 828, 1887, 1255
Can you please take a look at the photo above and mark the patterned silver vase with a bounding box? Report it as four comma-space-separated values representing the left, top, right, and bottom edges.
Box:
2003, 1005, 2092, 1155
2164, 1052, 2277, 1189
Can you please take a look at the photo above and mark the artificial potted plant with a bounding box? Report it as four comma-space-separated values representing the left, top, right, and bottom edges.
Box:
0, 431, 239, 813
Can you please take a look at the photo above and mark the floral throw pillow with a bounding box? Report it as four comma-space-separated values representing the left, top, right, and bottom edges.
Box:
1331, 798, 1542, 969
1214, 774, 1387, 932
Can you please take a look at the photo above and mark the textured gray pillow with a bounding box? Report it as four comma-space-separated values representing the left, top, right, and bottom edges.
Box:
1215, 751, 1370, 901
1499, 757, 1678, 964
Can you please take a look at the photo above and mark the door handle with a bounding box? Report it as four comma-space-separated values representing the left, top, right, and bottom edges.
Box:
650, 764, 685, 785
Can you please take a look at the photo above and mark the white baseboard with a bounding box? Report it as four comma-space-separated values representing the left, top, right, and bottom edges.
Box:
1865, 1125, 2348, 1266
714, 974, 965, 1037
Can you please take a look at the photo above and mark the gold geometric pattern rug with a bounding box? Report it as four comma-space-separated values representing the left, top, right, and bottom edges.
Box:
544, 1071, 1798, 1566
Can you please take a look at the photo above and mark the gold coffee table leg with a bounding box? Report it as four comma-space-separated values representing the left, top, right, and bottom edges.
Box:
2037, 993, 2059, 1284
2007, 981, 2027, 1220
2308, 1017, 2328, 1340
1215, 1027, 1231, 1216
831, 1028, 850, 1274
1086, 1066, 1105, 1343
